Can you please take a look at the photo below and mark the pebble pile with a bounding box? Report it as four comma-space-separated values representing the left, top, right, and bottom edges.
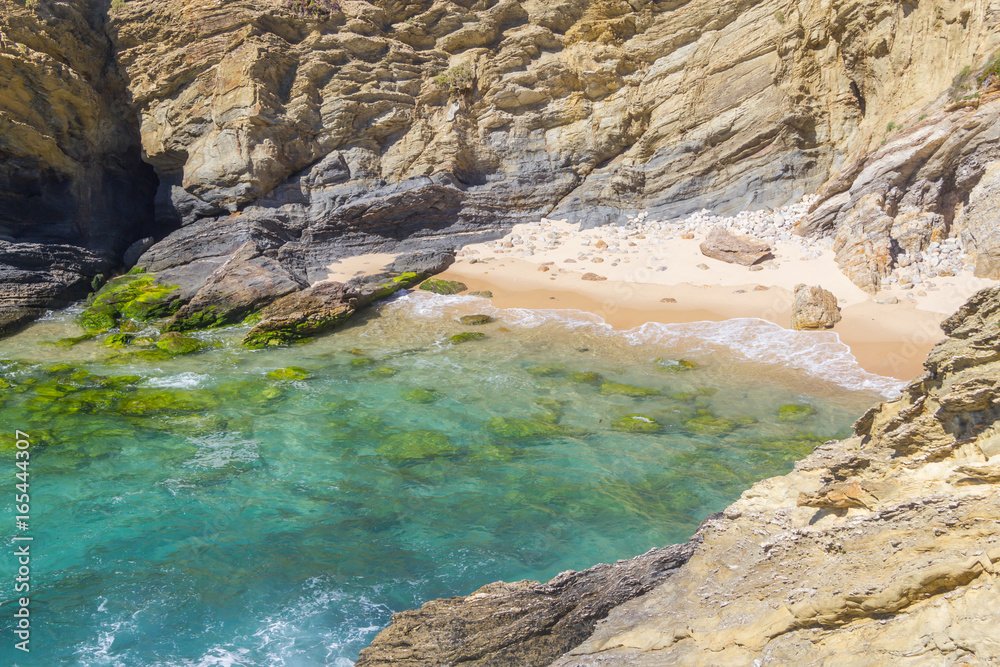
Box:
458, 195, 974, 290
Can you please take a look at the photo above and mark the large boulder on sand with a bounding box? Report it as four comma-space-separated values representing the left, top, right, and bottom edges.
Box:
791, 284, 842, 330
699, 227, 772, 266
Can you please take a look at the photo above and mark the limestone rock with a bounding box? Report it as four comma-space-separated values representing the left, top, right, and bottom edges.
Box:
699, 227, 772, 266
791, 284, 842, 330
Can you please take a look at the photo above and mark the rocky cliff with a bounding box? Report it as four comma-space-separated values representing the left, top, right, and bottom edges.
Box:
360, 286, 1000, 665
4, 0, 1000, 331
0, 0, 156, 331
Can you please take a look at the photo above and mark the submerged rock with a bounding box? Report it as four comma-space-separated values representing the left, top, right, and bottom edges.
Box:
611, 414, 663, 434
778, 403, 816, 422
600, 381, 660, 398
450, 332, 486, 343
459, 314, 495, 325
483, 417, 566, 439
654, 358, 697, 373
267, 367, 312, 381
77, 271, 181, 334
420, 279, 467, 295
377, 430, 458, 462
155, 332, 203, 356
402, 388, 441, 404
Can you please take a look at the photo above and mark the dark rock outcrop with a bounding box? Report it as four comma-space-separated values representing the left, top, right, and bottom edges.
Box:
0, 0, 158, 332
356, 539, 699, 667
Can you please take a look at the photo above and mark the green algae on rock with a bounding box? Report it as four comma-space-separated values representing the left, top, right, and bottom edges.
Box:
527, 364, 565, 377
419, 279, 467, 295
350, 358, 376, 368
377, 430, 458, 462
77, 272, 181, 333
778, 403, 817, 422
155, 333, 203, 356
684, 409, 740, 436
370, 367, 398, 377
459, 314, 494, 325
402, 388, 441, 403
103, 333, 135, 348
568, 370, 603, 384
450, 332, 485, 343
600, 381, 660, 398
611, 414, 663, 433
483, 417, 567, 439
468, 291, 494, 298
267, 367, 312, 381
655, 358, 698, 372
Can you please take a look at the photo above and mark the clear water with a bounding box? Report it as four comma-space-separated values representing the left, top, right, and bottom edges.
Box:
0, 292, 894, 665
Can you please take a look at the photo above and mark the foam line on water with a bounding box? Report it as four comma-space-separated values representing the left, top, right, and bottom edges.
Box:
390, 293, 904, 397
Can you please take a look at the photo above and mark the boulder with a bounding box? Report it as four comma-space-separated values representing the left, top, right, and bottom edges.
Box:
791, 284, 842, 330
699, 227, 772, 266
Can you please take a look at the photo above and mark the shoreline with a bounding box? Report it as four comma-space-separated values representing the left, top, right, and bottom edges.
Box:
435, 260, 944, 382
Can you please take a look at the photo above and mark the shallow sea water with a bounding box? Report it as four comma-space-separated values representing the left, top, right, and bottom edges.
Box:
0, 291, 897, 665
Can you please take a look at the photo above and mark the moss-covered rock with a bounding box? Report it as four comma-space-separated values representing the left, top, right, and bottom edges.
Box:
568, 370, 602, 384
155, 333, 203, 356
55, 333, 96, 348
370, 367, 398, 377
527, 364, 565, 377
369, 272, 425, 302
459, 314, 494, 325
402, 388, 441, 403
267, 367, 312, 381
118, 390, 205, 416
420, 279, 467, 295
483, 417, 566, 439
348, 348, 366, 356
77, 273, 181, 333
104, 333, 135, 348
377, 430, 458, 462
611, 414, 663, 433
655, 358, 698, 372
350, 358, 375, 368
778, 403, 816, 422
684, 409, 737, 436
600, 381, 660, 398
468, 290, 494, 298
450, 332, 485, 343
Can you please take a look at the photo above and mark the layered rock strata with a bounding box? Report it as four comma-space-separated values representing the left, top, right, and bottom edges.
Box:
10, 0, 1000, 331
0, 0, 157, 332
362, 285, 1000, 666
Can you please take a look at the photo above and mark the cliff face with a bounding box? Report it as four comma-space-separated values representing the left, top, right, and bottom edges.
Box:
5, 0, 1000, 330
363, 285, 1000, 666
0, 0, 156, 331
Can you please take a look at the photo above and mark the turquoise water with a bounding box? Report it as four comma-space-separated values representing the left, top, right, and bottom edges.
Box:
0, 292, 892, 665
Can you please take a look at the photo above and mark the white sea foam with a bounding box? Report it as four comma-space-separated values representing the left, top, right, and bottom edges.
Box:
146, 372, 210, 389
391, 293, 904, 397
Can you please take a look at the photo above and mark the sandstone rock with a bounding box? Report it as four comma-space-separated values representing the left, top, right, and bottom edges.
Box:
791, 284, 842, 330
699, 227, 772, 266
581, 273, 607, 281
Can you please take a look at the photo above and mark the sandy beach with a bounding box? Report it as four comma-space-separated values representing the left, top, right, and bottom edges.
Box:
323, 205, 997, 384
427, 212, 995, 383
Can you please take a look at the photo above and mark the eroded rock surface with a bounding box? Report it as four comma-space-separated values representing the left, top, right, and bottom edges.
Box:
699, 227, 772, 266
356, 539, 698, 667
790, 283, 841, 330
0, 0, 157, 331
